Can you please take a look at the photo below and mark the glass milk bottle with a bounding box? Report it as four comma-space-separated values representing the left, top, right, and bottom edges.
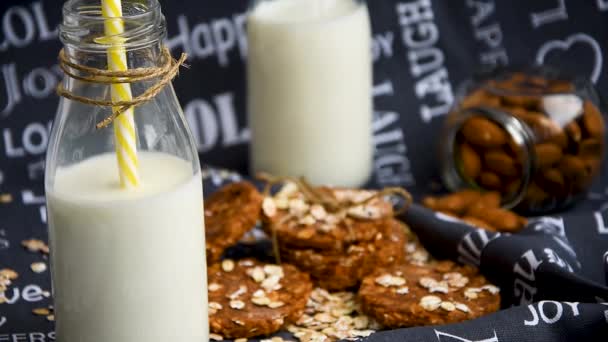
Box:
248, 0, 373, 187
45, 0, 208, 341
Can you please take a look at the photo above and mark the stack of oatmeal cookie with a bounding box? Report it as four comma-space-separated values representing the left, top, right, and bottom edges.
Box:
202, 181, 501, 341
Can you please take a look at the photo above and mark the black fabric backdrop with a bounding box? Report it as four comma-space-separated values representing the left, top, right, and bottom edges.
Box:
1, 0, 608, 341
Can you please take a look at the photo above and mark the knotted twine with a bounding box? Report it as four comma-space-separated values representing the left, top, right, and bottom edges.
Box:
56, 46, 187, 129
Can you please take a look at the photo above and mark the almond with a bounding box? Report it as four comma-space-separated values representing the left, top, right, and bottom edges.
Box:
548, 80, 574, 93
505, 179, 522, 196
458, 142, 482, 180
423, 190, 481, 215
461, 117, 508, 147
461, 90, 500, 109
558, 155, 587, 181
534, 143, 563, 168
514, 111, 562, 141
522, 181, 550, 204
501, 95, 539, 108
582, 101, 605, 138
466, 191, 501, 214
578, 138, 603, 159
565, 122, 582, 143
538, 168, 566, 195
473, 207, 525, 232
478, 171, 501, 190
484, 150, 519, 176
546, 131, 569, 149
461, 216, 497, 232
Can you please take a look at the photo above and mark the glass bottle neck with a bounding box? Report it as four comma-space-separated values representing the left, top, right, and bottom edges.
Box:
60, 0, 165, 69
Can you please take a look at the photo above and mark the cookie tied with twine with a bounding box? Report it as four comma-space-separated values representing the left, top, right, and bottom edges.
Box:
56, 46, 187, 129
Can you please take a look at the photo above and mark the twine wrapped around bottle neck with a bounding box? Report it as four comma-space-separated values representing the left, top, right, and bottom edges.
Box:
56, 46, 187, 129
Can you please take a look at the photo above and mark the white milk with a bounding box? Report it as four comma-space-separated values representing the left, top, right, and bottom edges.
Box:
248, 0, 373, 187
46, 152, 208, 342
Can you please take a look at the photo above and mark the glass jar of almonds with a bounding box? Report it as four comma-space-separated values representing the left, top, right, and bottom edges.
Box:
440, 66, 606, 214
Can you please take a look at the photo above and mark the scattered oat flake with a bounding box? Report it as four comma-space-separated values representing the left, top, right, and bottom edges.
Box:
33, 308, 51, 316
229, 285, 247, 299
31, 262, 47, 273
464, 287, 481, 300
420, 295, 442, 311
263, 197, 278, 217
0, 193, 13, 203
440, 301, 456, 311
221, 259, 235, 272
396, 286, 409, 295
482, 285, 500, 294
42, 291, 51, 298
263, 265, 284, 277
252, 296, 271, 306
46, 314, 55, 321
419, 277, 437, 288
209, 283, 222, 292
21, 239, 49, 254
444, 272, 469, 288
375, 274, 405, 287
0, 269, 18, 280
248, 266, 266, 282
230, 300, 245, 309
268, 301, 285, 308
299, 215, 316, 226
235, 339, 248, 342
455, 303, 470, 313
209, 333, 223, 341
209, 302, 223, 310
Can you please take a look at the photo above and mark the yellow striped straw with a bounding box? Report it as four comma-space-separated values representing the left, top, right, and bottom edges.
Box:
101, 0, 140, 188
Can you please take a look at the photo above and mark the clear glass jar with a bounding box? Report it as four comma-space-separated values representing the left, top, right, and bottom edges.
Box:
45, 0, 208, 340
247, 0, 372, 187
440, 66, 606, 214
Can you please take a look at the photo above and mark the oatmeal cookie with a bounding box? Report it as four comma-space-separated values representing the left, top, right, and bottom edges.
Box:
358, 261, 500, 328
204, 182, 263, 263
208, 258, 312, 338
262, 184, 394, 250
280, 219, 406, 290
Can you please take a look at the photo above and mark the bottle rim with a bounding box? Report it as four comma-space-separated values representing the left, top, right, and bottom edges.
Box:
60, 0, 164, 53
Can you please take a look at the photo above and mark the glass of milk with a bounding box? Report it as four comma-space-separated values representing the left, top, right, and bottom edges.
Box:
247, 0, 373, 187
45, 1, 208, 341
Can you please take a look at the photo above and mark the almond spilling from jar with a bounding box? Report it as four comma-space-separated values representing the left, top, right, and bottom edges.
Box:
470, 207, 526, 232
461, 216, 497, 232
466, 191, 501, 214
461, 117, 508, 147
422, 190, 481, 216
534, 143, 563, 168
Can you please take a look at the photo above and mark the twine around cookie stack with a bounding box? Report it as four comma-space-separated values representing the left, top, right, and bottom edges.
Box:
56, 0, 187, 189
